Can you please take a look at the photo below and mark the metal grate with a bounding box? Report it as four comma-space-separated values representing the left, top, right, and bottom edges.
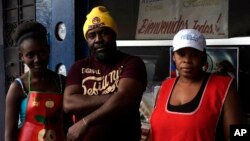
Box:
3, 0, 35, 91
3, 0, 35, 48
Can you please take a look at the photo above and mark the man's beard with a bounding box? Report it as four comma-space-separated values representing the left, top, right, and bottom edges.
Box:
94, 48, 117, 63
92, 41, 118, 63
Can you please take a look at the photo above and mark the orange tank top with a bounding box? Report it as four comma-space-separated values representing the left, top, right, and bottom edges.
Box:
150, 74, 232, 141
18, 91, 65, 141
18, 72, 65, 141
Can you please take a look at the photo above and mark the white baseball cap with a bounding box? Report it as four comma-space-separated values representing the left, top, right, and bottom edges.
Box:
172, 29, 206, 52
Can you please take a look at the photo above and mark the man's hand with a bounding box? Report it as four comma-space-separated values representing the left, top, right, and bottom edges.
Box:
67, 119, 88, 141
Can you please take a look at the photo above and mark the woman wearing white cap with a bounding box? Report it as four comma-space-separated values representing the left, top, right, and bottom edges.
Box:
149, 29, 244, 141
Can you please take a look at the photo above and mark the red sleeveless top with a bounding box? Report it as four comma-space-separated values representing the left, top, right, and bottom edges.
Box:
150, 74, 232, 141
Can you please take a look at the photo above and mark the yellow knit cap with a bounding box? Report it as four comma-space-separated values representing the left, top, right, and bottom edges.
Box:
83, 6, 118, 39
